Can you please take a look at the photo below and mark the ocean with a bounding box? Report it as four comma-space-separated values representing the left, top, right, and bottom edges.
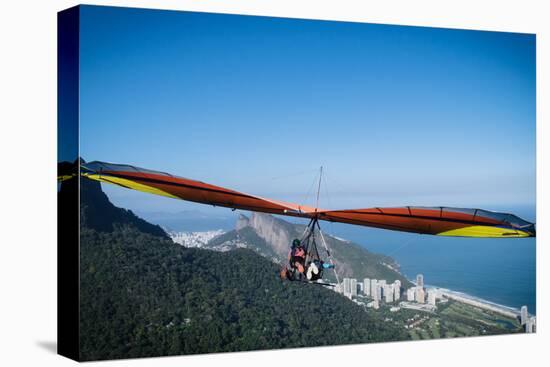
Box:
322, 205, 536, 314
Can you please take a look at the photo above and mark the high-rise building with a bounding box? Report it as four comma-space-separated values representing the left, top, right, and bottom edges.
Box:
350, 278, 358, 297
343, 278, 351, 297
427, 291, 436, 306
416, 287, 425, 303
393, 280, 401, 301
525, 317, 536, 333
416, 274, 424, 288
520, 305, 528, 325
407, 287, 415, 301
379, 279, 387, 287
373, 282, 382, 301
364, 278, 371, 296
371, 279, 378, 300
384, 284, 394, 303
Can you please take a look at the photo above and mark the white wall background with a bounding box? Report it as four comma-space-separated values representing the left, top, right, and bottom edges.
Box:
0, 1, 547, 366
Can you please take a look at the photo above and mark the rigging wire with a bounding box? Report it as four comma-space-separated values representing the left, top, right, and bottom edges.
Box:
315, 166, 323, 211
302, 169, 320, 210
312, 166, 340, 284
317, 221, 341, 285
386, 237, 416, 258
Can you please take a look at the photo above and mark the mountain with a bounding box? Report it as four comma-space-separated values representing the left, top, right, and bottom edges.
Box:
76, 177, 408, 360
79, 178, 168, 238
207, 213, 412, 287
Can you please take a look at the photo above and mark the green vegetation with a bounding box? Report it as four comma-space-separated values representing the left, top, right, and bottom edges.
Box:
409, 329, 420, 340
437, 301, 522, 337
78, 180, 408, 360
361, 299, 522, 341
323, 234, 411, 285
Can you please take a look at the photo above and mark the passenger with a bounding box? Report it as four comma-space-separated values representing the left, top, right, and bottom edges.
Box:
306, 260, 335, 281
306, 260, 321, 281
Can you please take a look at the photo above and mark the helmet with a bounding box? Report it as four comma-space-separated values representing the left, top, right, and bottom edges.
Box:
292, 238, 301, 248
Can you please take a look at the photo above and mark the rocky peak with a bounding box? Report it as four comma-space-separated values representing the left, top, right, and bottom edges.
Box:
235, 214, 250, 231
245, 212, 294, 258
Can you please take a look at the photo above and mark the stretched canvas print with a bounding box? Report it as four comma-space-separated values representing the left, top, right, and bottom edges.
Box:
58, 5, 536, 361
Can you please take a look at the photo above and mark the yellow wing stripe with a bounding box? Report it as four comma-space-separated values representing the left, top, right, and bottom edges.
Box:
57, 174, 76, 182
83, 173, 179, 199
438, 225, 531, 238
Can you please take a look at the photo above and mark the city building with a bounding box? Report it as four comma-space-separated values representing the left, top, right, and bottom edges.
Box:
526, 317, 536, 333
384, 284, 394, 303
521, 305, 528, 325
350, 278, 358, 297
416, 287, 425, 303
370, 279, 378, 299
343, 278, 351, 297
376, 284, 382, 301
393, 280, 401, 301
407, 287, 415, 302
364, 278, 371, 296
427, 290, 436, 306
416, 274, 424, 288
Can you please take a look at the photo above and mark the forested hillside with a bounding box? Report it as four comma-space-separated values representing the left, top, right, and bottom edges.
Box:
77, 179, 408, 360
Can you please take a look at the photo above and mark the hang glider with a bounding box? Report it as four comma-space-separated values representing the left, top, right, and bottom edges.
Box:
78, 161, 536, 238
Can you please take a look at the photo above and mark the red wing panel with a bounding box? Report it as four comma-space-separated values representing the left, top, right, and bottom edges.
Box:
81, 161, 318, 217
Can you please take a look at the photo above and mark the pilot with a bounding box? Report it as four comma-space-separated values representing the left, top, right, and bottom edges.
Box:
289, 239, 306, 274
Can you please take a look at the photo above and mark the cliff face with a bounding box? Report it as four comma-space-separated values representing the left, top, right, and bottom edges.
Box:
235, 214, 249, 231
208, 212, 412, 286
246, 213, 295, 258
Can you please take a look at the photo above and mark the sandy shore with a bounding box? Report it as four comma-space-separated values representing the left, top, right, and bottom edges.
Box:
429, 286, 524, 319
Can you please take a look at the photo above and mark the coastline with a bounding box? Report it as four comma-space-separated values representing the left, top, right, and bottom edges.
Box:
420, 283, 533, 319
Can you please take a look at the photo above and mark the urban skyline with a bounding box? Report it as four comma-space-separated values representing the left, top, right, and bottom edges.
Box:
334, 273, 535, 333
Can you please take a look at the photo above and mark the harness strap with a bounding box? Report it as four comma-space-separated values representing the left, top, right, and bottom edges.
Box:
316, 220, 340, 285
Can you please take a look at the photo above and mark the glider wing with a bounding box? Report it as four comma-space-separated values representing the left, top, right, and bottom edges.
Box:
316, 206, 535, 238
81, 161, 318, 217
80, 161, 535, 238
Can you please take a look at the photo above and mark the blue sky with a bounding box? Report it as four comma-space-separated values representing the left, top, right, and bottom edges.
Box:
79, 5, 536, 216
